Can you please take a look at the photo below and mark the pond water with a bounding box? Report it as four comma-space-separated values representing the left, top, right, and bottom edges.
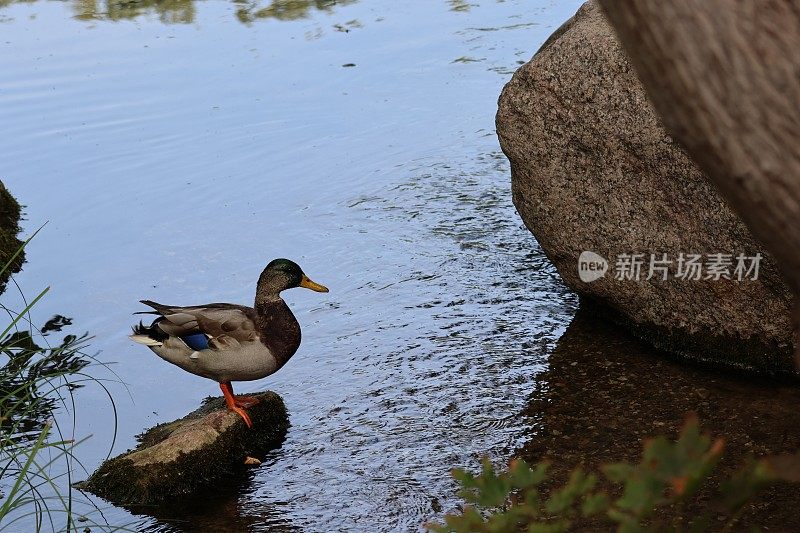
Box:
0, 0, 584, 530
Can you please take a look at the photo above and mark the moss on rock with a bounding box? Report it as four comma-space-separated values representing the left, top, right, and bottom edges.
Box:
79, 391, 289, 506
0, 181, 24, 293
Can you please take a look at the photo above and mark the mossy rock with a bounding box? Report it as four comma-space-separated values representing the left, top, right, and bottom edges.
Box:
79, 391, 289, 506
0, 181, 24, 293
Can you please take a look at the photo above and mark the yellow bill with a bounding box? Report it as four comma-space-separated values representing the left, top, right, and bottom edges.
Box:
300, 275, 329, 293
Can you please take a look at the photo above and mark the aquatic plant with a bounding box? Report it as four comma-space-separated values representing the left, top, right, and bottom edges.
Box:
430, 416, 800, 532
0, 239, 128, 532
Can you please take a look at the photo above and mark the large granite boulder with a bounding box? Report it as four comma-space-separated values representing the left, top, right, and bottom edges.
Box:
496, 1, 795, 374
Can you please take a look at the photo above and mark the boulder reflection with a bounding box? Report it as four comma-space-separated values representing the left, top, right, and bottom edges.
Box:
523, 301, 800, 528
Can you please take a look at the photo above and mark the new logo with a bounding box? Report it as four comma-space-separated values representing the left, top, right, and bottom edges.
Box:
578, 251, 608, 283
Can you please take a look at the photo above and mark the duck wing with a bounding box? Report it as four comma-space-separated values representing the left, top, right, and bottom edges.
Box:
139, 300, 259, 348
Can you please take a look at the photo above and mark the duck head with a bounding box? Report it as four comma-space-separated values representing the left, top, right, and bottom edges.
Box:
256, 258, 329, 302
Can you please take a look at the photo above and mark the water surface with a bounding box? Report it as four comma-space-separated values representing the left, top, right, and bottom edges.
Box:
0, 0, 583, 530
526, 305, 800, 530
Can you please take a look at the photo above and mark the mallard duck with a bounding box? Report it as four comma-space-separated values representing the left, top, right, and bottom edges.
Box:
129, 258, 328, 428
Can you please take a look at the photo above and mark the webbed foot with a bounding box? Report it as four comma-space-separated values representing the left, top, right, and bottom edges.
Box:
220, 381, 255, 428
234, 395, 261, 408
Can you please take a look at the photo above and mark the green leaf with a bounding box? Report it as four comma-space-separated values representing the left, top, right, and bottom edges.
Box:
603, 463, 635, 484
452, 467, 477, 487
509, 459, 548, 490
581, 493, 610, 516
544, 470, 594, 515
441, 505, 486, 532
615, 473, 664, 516
607, 508, 643, 531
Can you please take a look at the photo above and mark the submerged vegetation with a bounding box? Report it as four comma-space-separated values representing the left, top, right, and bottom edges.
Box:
430, 416, 800, 532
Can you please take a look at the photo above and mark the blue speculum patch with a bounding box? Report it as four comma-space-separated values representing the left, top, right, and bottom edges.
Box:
181, 333, 210, 351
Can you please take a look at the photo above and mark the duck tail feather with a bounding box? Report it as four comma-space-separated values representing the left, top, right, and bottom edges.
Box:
130, 319, 168, 345
129, 334, 163, 347
139, 299, 171, 314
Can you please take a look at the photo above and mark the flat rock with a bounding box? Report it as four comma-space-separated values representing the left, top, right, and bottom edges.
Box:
496, 1, 795, 374
79, 391, 289, 506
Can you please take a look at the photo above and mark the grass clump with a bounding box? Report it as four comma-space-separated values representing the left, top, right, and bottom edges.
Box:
0, 237, 129, 532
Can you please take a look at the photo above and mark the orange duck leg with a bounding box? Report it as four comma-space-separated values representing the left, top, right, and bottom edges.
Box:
219, 381, 257, 428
